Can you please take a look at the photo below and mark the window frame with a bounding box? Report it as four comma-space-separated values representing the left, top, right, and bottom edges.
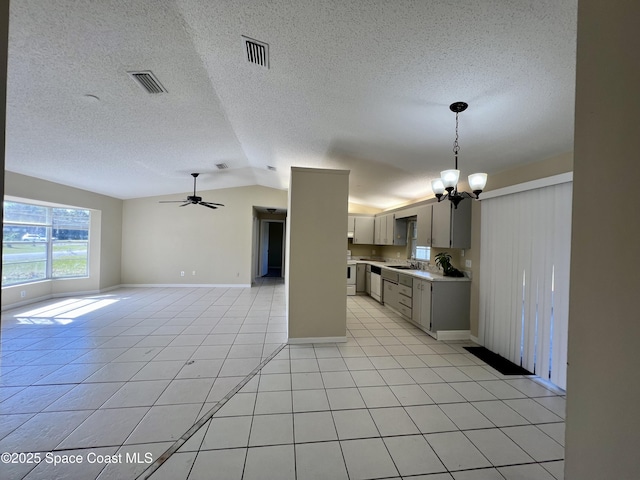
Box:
2, 200, 91, 287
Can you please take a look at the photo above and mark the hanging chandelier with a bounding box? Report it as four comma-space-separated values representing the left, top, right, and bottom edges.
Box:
431, 102, 487, 208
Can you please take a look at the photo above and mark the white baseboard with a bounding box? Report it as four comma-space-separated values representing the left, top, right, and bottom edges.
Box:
1, 283, 251, 311
1, 293, 53, 311
52, 289, 101, 298
469, 334, 481, 345
288, 336, 347, 344
119, 284, 251, 288
436, 330, 470, 341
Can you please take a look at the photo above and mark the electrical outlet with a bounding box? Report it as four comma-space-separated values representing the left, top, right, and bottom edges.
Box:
192, 271, 196, 276
20, 290, 26, 298
180, 271, 185, 277
465, 259, 472, 268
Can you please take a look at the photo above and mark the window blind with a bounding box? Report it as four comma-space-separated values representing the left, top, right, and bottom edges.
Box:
479, 181, 572, 389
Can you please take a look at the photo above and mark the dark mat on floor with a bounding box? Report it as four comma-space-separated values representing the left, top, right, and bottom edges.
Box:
464, 346, 533, 375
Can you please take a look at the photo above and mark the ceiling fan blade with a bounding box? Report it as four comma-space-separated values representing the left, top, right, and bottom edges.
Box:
159, 200, 188, 203
200, 201, 225, 207
199, 203, 218, 209
179, 202, 191, 207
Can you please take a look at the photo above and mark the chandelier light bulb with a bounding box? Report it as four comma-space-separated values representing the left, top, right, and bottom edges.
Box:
468, 173, 488, 193
431, 178, 445, 195
441, 169, 460, 190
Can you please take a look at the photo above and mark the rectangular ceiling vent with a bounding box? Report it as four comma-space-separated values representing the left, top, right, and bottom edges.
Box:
128, 71, 167, 94
215, 163, 229, 170
242, 36, 269, 68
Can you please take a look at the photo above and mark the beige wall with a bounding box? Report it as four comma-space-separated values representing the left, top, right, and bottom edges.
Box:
348, 202, 380, 215
565, 0, 640, 477
347, 241, 377, 258
121, 185, 287, 285
288, 167, 348, 340
3, 171, 123, 308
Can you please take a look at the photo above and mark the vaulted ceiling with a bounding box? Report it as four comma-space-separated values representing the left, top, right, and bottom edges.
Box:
6, 0, 577, 209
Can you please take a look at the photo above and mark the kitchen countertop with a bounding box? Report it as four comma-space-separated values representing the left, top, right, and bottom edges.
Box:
349, 260, 470, 282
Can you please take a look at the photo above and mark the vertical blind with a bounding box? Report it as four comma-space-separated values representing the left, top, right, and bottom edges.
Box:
479, 182, 572, 389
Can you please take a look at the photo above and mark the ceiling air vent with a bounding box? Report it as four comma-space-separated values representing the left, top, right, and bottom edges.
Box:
128, 71, 167, 94
242, 36, 269, 68
215, 163, 229, 170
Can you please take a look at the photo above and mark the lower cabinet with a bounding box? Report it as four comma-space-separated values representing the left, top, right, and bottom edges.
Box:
412, 279, 470, 339
383, 274, 413, 319
380, 267, 470, 340
383, 280, 399, 310
412, 279, 432, 331
356, 263, 366, 292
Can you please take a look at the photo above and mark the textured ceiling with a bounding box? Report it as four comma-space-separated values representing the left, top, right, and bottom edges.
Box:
6, 0, 577, 208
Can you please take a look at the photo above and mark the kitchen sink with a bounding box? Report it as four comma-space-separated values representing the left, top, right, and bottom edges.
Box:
389, 265, 414, 270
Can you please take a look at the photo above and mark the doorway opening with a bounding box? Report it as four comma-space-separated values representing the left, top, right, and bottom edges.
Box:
252, 208, 287, 282
262, 220, 284, 277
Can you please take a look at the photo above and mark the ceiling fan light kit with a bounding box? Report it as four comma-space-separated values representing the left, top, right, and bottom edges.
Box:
159, 173, 225, 210
431, 102, 488, 208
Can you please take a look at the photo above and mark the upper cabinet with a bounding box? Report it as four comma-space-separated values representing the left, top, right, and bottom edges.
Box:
416, 205, 433, 247
347, 216, 355, 236
431, 199, 471, 248
374, 214, 407, 246
374, 214, 387, 244
393, 217, 407, 246
352, 216, 374, 244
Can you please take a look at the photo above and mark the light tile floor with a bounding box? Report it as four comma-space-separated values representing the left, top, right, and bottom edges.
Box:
0, 279, 286, 479
0, 280, 566, 480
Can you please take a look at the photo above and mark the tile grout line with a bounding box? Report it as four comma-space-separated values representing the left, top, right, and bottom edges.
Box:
135, 342, 287, 480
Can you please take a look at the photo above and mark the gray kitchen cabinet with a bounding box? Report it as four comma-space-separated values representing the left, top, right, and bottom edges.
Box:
382, 270, 412, 319
431, 199, 471, 248
393, 217, 407, 246
374, 215, 384, 244
374, 213, 407, 246
365, 264, 371, 295
356, 263, 366, 292
430, 281, 470, 334
383, 278, 399, 309
375, 214, 391, 244
347, 216, 355, 235
416, 205, 433, 247
412, 279, 431, 330
412, 278, 470, 337
353, 216, 374, 244
396, 273, 413, 318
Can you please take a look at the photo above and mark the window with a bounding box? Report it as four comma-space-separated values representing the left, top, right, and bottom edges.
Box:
2, 201, 90, 287
408, 220, 431, 261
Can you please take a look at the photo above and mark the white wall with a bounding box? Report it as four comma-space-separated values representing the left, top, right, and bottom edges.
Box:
121, 185, 287, 285
3, 171, 123, 309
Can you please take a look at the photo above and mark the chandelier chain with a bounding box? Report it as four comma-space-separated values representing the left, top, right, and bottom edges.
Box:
453, 112, 460, 156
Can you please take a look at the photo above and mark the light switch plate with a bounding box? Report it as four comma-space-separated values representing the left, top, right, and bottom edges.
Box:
465, 259, 472, 268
